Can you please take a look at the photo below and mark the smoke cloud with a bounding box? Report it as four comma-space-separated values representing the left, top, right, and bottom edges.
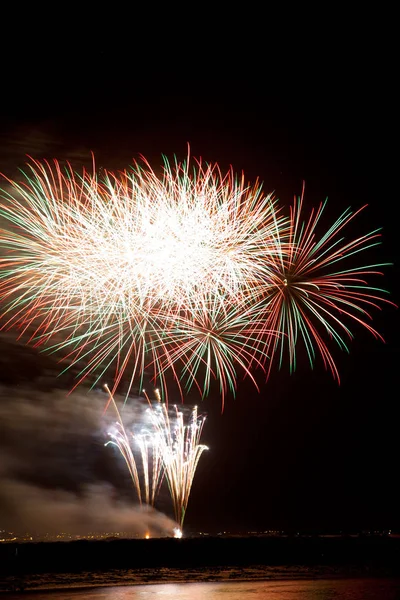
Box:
0, 350, 178, 539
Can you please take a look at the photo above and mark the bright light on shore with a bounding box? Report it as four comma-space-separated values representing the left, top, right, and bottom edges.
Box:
173, 528, 182, 539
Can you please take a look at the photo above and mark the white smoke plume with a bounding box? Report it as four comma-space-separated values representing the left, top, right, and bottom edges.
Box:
0, 355, 178, 539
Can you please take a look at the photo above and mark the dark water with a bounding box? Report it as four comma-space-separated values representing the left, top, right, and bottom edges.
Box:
4, 579, 400, 599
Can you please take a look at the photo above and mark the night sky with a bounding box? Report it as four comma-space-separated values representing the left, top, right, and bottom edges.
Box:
0, 31, 398, 537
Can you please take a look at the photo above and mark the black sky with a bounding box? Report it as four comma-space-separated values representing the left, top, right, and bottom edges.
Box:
0, 27, 398, 535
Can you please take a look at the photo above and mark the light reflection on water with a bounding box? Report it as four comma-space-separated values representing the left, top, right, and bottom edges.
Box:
8, 579, 400, 600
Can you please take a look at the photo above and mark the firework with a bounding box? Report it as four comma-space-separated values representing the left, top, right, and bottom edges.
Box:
145, 393, 208, 529
0, 154, 394, 402
261, 184, 395, 381
104, 385, 163, 507
0, 153, 285, 401
104, 385, 208, 531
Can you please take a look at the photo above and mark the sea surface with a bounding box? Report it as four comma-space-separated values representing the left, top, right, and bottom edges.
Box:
3, 578, 400, 599
2, 567, 400, 599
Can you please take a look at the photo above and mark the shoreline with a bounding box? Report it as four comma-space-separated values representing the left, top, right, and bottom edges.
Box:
2, 537, 399, 594
2, 565, 400, 595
